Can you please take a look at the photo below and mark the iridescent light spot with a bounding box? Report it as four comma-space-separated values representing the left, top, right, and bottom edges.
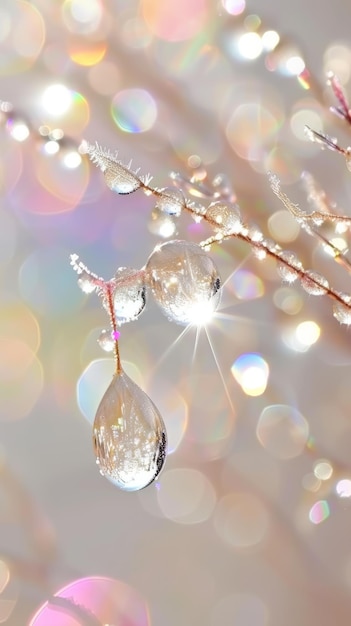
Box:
257, 404, 309, 459
309, 500, 330, 525
29, 576, 150, 626
313, 460, 333, 481
69, 41, 106, 66
214, 492, 269, 548
111, 89, 157, 133
336, 479, 351, 498
157, 468, 216, 524
283, 320, 321, 352
142, 0, 208, 42
222, 0, 246, 16
41, 84, 73, 116
237, 32, 263, 60
229, 270, 264, 300
273, 287, 303, 315
231, 353, 269, 397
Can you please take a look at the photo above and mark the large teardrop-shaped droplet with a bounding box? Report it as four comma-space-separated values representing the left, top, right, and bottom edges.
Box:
146, 240, 221, 325
93, 371, 167, 491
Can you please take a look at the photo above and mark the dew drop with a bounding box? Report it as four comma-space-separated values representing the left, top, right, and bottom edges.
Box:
98, 329, 115, 352
155, 187, 184, 217
113, 267, 146, 323
146, 240, 221, 326
301, 270, 329, 295
77, 270, 97, 294
333, 294, 351, 325
93, 370, 167, 491
104, 164, 141, 194
276, 250, 303, 283
205, 201, 242, 234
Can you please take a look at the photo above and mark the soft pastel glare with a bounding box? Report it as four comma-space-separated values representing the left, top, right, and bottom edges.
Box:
268, 209, 300, 242
214, 492, 269, 548
222, 0, 246, 16
211, 593, 268, 626
237, 32, 263, 60
336, 479, 351, 498
62, 0, 102, 33
62, 150, 82, 169
0, 561, 10, 594
228, 270, 264, 300
286, 55, 305, 75
111, 89, 157, 133
324, 44, 351, 84
261, 30, 280, 51
41, 84, 72, 116
7, 121, 30, 142
142, 0, 208, 42
313, 460, 333, 481
231, 353, 269, 396
290, 109, 323, 141
69, 41, 106, 66
309, 500, 330, 525
295, 320, 320, 347
29, 576, 150, 626
257, 404, 309, 459
157, 468, 216, 524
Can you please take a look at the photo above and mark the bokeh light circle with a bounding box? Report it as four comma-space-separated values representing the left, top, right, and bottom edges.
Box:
142, 0, 208, 42
111, 89, 157, 133
157, 468, 216, 524
256, 404, 309, 459
29, 576, 150, 626
214, 492, 269, 549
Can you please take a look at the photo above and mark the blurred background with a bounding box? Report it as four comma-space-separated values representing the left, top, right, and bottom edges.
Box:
2, 0, 351, 624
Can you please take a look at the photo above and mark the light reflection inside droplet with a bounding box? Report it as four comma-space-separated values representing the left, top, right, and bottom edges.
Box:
231, 353, 269, 396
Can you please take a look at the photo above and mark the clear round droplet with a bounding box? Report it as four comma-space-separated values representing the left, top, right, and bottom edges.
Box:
104, 165, 141, 194
113, 267, 146, 323
333, 294, 351, 325
276, 250, 303, 283
93, 370, 167, 491
148, 207, 177, 238
301, 270, 329, 295
155, 187, 184, 217
98, 330, 115, 352
146, 240, 221, 325
205, 201, 242, 234
77, 270, 97, 294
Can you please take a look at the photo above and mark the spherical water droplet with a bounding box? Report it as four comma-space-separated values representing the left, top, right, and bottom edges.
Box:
155, 187, 184, 217
146, 240, 221, 325
247, 223, 263, 242
148, 207, 177, 238
93, 370, 167, 491
104, 165, 141, 194
98, 330, 115, 352
113, 267, 146, 323
276, 250, 303, 283
77, 270, 97, 294
333, 294, 351, 324
301, 270, 329, 295
205, 201, 242, 234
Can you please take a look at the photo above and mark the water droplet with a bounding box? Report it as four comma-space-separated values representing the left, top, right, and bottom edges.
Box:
301, 270, 329, 295
93, 370, 167, 491
247, 223, 263, 242
146, 240, 221, 325
276, 250, 303, 283
98, 329, 115, 352
113, 267, 146, 323
155, 187, 184, 217
333, 294, 351, 324
205, 201, 242, 234
104, 165, 141, 194
77, 270, 97, 293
